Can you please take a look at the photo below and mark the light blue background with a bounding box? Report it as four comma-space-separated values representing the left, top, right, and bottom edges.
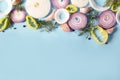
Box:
0, 0, 120, 80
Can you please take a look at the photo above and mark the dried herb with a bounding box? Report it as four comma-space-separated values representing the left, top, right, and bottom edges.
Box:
7, 14, 14, 28
36, 19, 59, 32
79, 9, 98, 36
8, 18, 14, 28
104, 0, 120, 7
13, 0, 25, 11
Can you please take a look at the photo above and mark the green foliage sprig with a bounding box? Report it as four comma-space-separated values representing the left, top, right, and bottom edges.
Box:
79, 9, 98, 36
104, 0, 120, 7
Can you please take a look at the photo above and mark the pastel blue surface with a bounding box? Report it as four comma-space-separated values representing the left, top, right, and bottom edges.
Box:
0, 0, 120, 80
